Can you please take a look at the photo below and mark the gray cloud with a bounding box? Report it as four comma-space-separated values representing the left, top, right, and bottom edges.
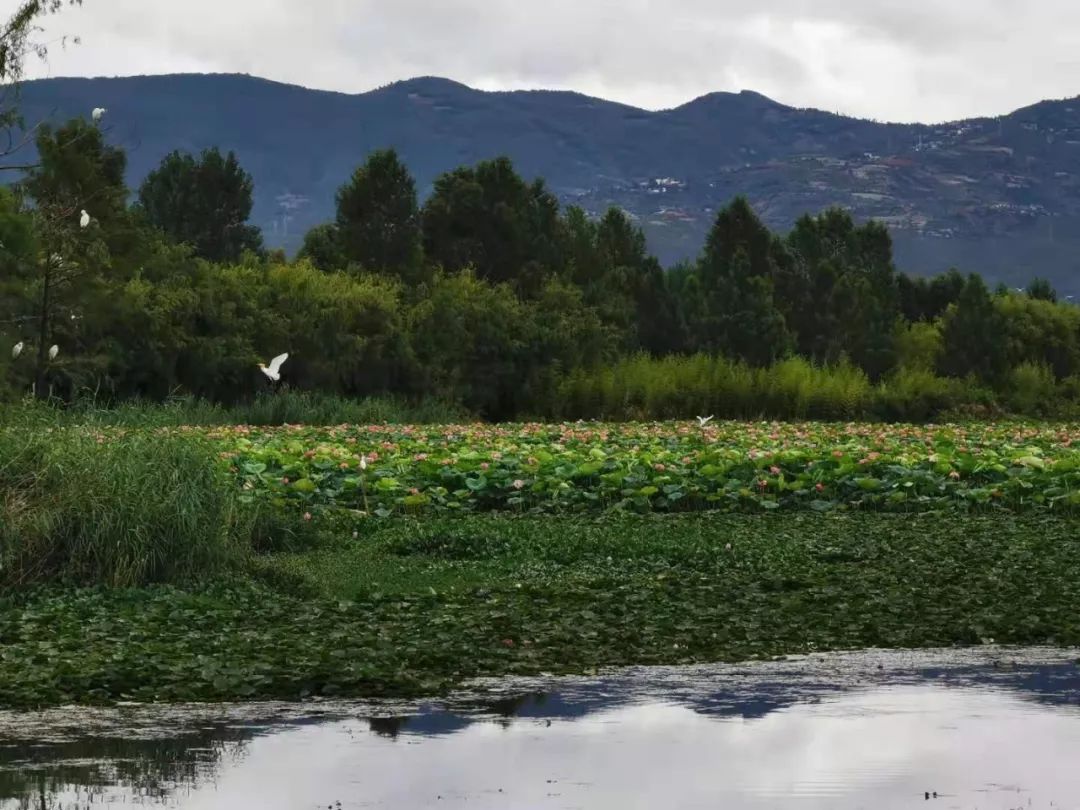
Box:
23, 0, 1080, 122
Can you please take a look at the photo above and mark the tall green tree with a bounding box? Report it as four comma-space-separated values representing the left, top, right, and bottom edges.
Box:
786, 209, 898, 377
422, 156, 561, 292
689, 199, 791, 365
335, 149, 422, 281
137, 147, 263, 263
19, 118, 126, 396
574, 207, 682, 354
938, 274, 1008, 382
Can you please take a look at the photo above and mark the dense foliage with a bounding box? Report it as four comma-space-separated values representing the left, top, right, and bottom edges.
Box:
136, 147, 263, 262
3, 104, 1080, 418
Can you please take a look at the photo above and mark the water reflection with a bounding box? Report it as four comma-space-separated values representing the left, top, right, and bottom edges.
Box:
2, 648, 1080, 809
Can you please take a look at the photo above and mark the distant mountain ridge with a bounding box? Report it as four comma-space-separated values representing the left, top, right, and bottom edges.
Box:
13, 73, 1080, 291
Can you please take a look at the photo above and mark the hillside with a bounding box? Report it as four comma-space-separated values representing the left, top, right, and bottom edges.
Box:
12, 73, 1080, 290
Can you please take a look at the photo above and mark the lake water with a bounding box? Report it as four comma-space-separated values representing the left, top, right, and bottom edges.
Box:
3, 648, 1080, 809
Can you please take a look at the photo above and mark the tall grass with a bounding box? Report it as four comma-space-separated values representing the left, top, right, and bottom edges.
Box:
554, 354, 1051, 422
0, 390, 468, 429
556, 355, 875, 421
0, 429, 246, 587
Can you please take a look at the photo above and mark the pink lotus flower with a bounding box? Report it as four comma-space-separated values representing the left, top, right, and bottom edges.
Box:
512, 479, 525, 490
414, 453, 428, 461
815, 482, 825, 492
303, 512, 312, 521
480, 462, 490, 470
770, 466, 781, 475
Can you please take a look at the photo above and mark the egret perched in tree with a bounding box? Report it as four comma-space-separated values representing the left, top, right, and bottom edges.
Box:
258, 353, 289, 382
92, 107, 107, 122
11, 342, 23, 359
48, 345, 59, 361
79, 210, 90, 228
697, 415, 715, 428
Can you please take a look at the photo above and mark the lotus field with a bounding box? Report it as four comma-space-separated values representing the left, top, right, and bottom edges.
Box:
217, 421, 1080, 516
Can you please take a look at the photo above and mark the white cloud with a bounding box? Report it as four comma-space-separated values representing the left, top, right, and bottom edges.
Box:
22, 0, 1080, 122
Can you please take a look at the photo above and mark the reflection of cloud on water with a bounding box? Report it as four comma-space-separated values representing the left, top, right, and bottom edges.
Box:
174, 684, 1080, 810
6, 648, 1080, 809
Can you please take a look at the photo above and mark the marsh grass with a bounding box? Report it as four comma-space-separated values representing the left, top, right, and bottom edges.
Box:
0, 429, 245, 587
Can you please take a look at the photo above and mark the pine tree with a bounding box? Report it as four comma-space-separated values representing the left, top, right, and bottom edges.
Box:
335, 149, 422, 281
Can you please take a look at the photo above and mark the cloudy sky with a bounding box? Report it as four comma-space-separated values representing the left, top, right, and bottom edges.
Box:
24, 1, 1080, 123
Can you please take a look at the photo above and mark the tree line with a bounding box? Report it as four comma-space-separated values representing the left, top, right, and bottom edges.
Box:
1, 115, 1078, 418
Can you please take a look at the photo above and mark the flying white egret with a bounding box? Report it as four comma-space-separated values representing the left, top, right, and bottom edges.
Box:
48, 345, 59, 361
12, 342, 23, 359
91, 107, 107, 122
79, 210, 90, 228
696, 415, 715, 428
257, 353, 289, 382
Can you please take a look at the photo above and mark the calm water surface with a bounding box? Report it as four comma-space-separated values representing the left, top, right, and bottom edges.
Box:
3, 648, 1080, 809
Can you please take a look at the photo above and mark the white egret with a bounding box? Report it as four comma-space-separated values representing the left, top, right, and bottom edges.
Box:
48, 345, 59, 361
79, 210, 90, 228
12, 342, 24, 359
257, 353, 289, 382
91, 107, 107, 122
696, 415, 715, 428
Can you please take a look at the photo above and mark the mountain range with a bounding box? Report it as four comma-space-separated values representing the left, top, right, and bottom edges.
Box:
11, 73, 1080, 291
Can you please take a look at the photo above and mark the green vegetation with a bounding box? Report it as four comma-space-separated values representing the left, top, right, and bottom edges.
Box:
3, 89, 1080, 418
3, 12, 1080, 713
0, 429, 246, 587
0, 390, 467, 429
1, 513, 1078, 708
0, 415, 1078, 709
222, 420, 1080, 517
